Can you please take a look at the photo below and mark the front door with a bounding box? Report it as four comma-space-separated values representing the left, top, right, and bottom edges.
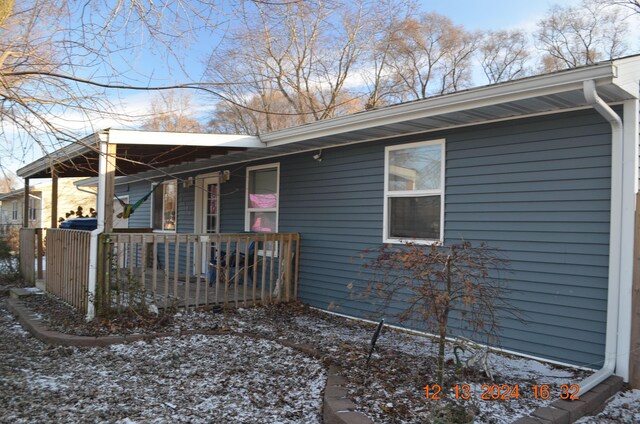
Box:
199, 177, 219, 234
196, 175, 220, 272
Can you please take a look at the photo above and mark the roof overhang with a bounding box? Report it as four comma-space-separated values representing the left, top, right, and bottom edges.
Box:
0, 188, 42, 201
17, 130, 262, 179
260, 59, 637, 147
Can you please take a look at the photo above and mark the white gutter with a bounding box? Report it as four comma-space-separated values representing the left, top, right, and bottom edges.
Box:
261, 63, 616, 147
578, 80, 623, 395
75, 186, 98, 197
86, 134, 108, 321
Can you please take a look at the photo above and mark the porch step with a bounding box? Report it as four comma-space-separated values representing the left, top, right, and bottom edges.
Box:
10, 287, 44, 299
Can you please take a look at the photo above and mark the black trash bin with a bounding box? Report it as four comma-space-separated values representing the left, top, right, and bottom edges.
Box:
59, 218, 98, 231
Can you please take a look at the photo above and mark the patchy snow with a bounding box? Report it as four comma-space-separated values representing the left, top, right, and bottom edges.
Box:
491, 356, 576, 382
8, 321, 29, 337
0, 303, 325, 423
576, 389, 640, 423
4, 297, 636, 423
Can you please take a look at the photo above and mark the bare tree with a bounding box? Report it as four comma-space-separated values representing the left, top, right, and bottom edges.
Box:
0, 171, 16, 192
387, 12, 479, 101
480, 30, 531, 84
0, 0, 226, 171
142, 90, 203, 132
205, 0, 368, 134
535, 0, 629, 71
360, 0, 417, 110
604, 0, 640, 14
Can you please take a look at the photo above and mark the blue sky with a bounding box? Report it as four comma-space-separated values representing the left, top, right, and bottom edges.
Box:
421, 0, 571, 30
128, 0, 584, 86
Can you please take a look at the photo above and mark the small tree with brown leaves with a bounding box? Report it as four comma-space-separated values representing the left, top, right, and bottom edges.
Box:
363, 241, 513, 385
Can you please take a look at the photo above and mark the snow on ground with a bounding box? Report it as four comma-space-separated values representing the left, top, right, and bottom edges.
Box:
0, 302, 325, 424
3, 295, 637, 423
575, 389, 640, 424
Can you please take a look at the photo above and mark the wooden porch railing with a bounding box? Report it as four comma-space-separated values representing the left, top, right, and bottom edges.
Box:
19, 228, 44, 284
45, 228, 91, 313
95, 232, 300, 316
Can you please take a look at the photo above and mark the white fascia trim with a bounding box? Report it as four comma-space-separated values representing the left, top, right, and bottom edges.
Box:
261, 64, 616, 147
106, 129, 263, 148
17, 133, 100, 178
612, 56, 640, 97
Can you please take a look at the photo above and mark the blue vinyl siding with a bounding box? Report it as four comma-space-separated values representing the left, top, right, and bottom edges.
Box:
220, 170, 247, 233
279, 109, 611, 367
114, 108, 612, 368
115, 183, 152, 229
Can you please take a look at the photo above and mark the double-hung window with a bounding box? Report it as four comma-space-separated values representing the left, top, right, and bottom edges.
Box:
28, 198, 37, 221
11, 201, 18, 221
384, 139, 445, 244
152, 180, 177, 231
245, 164, 279, 233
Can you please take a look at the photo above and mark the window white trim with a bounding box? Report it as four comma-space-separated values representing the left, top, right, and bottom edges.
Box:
383, 139, 445, 244
245, 163, 280, 233
151, 180, 178, 233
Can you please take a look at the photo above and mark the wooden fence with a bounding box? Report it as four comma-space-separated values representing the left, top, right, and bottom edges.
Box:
94, 232, 300, 316
46, 228, 91, 313
19, 228, 44, 284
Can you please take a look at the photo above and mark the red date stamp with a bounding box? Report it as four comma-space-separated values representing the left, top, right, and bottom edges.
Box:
425, 384, 580, 400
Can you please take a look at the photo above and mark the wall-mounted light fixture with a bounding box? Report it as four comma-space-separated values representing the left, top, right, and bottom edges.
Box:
313, 150, 323, 162
182, 177, 194, 188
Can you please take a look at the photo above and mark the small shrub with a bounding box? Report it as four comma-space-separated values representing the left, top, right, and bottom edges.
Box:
0, 236, 21, 284
361, 241, 518, 386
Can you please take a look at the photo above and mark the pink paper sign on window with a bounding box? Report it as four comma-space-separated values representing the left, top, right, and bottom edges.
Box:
249, 193, 277, 209
251, 217, 272, 232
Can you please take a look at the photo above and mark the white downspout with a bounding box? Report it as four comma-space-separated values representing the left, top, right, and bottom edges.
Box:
86, 134, 108, 321
578, 80, 623, 395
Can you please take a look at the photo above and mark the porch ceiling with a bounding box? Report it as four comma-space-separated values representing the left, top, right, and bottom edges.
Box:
26, 144, 245, 179
17, 131, 253, 179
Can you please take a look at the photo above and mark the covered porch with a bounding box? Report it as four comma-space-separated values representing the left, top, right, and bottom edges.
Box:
16, 129, 299, 318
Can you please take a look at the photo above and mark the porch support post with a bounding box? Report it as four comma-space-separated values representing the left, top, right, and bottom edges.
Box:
87, 132, 111, 320
22, 178, 29, 228
103, 143, 116, 233
50, 167, 58, 228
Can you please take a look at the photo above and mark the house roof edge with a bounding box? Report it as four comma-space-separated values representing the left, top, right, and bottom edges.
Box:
260, 61, 623, 147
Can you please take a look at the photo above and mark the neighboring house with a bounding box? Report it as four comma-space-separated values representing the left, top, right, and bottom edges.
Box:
0, 188, 41, 239
16, 56, 640, 391
0, 179, 96, 238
